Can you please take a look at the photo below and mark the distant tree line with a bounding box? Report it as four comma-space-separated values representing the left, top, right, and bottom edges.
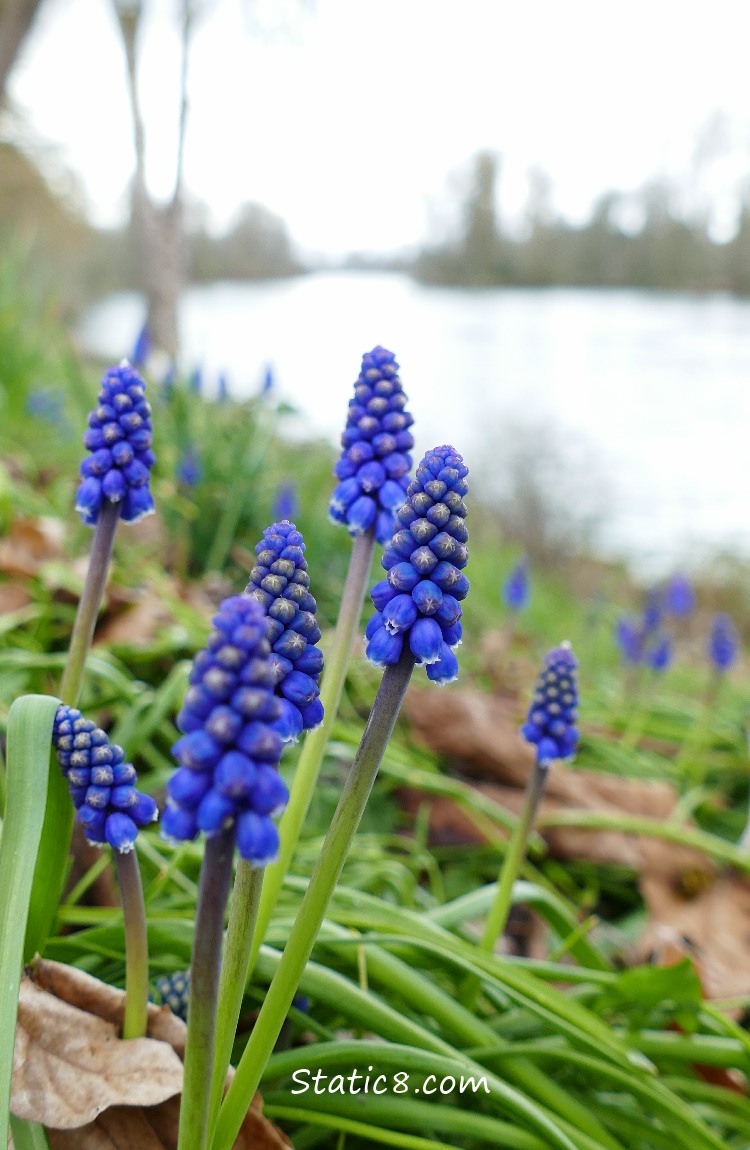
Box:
414, 152, 750, 294
0, 138, 302, 313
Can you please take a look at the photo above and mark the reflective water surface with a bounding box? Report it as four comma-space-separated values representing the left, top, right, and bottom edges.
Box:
80, 271, 750, 571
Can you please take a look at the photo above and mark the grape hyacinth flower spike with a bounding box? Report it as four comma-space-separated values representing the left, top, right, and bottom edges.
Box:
665, 573, 694, 617
246, 367, 412, 993
51, 705, 156, 1039
167, 595, 289, 1150
212, 457, 472, 1150
245, 521, 324, 744
155, 970, 191, 1022
52, 705, 158, 851
521, 643, 579, 766
503, 557, 530, 612
329, 346, 414, 544
708, 613, 738, 675
163, 594, 287, 864
75, 360, 156, 527
366, 445, 469, 684
475, 642, 579, 980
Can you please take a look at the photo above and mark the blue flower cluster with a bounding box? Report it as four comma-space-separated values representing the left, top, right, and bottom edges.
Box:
502, 558, 530, 612
329, 347, 414, 544
76, 361, 156, 526
163, 595, 288, 864
520, 644, 579, 764
365, 445, 469, 685
664, 573, 694, 617
51, 706, 158, 852
709, 613, 738, 673
615, 585, 673, 674
245, 521, 324, 743
155, 970, 190, 1021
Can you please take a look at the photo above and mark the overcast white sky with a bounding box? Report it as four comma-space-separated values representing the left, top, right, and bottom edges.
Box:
9, 0, 750, 254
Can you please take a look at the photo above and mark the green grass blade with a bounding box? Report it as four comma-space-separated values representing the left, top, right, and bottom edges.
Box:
0, 694, 59, 1150
9, 1115, 50, 1150
262, 1093, 548, 1150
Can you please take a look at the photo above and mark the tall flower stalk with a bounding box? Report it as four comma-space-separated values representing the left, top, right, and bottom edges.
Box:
27, 363, 156, 1032
50, 707, 157, 1036
162, 595, 288, 1150
249, 347, 414, 972
208, 519, 324, 1133
466, 644, 579, 1008
213, 445, 469, 1150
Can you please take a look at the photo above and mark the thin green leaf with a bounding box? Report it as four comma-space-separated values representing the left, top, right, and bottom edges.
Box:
9, 1115, 50, 1150
0, 694, 59, 1150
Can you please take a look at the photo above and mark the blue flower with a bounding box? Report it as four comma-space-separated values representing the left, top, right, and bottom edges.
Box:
520, 643, 579, 764
163, 594, 287, 864
75, 361, 156, 526
329, 346, 414, 545
708, 613, 738, 673
664, 573, 694, 617
245, 521, 324, 742
273, 482, 298, 522
217, 372, 230, 402
261, 364, 275, 395
642, 587, 663, 632
615, 615, 643, 665
51, 705, 158, 852
502, 558, 529, 612
177, 445, 202, 487
155, 970, 190, 1021
130, 322, 151, 369
365, 445, 468, 685
188, 366, 203, 395
645, 631, 672, 673
27, 387, 65, 427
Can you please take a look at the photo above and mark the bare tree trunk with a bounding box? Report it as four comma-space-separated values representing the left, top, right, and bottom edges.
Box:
0, 0, 45, 104
113, 0, 193, 362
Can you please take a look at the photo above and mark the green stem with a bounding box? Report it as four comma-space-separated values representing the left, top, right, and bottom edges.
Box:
24, 500, 121, 959
178, 829, 236, 1150
463, 760, 550, 1010
212, 648, 415, 1150
208, 860, 264, 1141
248, 529, 375, 974
114, 849, 149, 1039
481, 761, 550, 956
59, 499, 120, 706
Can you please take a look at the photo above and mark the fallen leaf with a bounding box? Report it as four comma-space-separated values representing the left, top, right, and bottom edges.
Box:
0, 583, 32, 613
12, 979, 184, 1128
0, 517, 65, 578
94, 592, 175, 647
13, 960, 292, 1148
637, 872, 750, 1001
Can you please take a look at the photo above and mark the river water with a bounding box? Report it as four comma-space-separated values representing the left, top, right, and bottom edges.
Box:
80, 270, 750, 573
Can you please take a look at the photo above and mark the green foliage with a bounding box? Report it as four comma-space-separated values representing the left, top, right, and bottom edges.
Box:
2, 257, 750, 1147
0, 694, 59, 1150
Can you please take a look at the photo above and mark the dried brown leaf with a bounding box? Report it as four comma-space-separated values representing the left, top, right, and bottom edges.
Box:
636, 871, 750, 1000
94, 593, 175, 647
0, 517, 65, 578
0, 583, 32, 612
12, 979, 184, 1129
14, 961, 292, 1148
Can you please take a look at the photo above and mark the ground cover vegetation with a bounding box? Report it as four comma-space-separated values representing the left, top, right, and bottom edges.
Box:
2, 256, 750, 1149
